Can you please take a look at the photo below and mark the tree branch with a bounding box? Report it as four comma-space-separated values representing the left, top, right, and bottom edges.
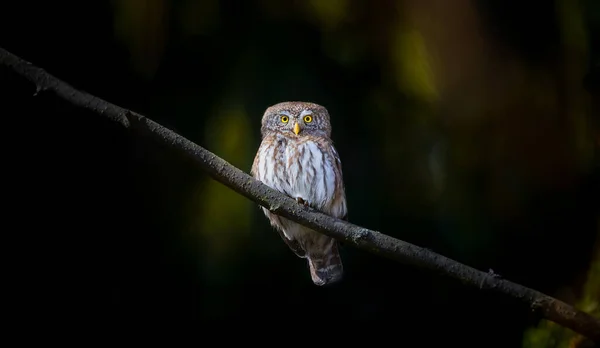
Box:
1, 46, 598, 342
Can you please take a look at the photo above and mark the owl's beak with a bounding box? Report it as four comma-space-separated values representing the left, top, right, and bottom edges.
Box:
293, 122, 301, 135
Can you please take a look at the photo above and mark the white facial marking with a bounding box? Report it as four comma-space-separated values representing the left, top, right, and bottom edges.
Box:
300, 109, 313, 117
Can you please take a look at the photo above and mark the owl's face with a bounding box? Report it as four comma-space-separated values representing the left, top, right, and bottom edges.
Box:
261, 101, 332, 138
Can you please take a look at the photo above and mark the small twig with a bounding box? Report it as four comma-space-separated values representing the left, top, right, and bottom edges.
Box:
1, 46, 598, 342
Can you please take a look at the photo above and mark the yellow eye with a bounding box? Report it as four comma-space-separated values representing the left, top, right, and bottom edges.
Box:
281, 115, 289, 123
304, 115, 313, 123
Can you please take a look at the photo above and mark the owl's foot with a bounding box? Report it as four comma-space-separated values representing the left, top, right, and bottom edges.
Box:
296, 197, 309, 206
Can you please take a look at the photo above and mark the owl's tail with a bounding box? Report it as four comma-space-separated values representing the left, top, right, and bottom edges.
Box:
306, 237, 343, 286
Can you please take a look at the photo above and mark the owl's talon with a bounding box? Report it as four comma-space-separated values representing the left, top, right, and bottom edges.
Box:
296, 197, 308, 206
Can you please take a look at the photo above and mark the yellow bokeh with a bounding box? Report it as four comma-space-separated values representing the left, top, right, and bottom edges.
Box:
393, 28, 439, 103
188, 102, 256, 261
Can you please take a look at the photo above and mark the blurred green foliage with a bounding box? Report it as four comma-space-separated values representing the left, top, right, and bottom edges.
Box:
190, 102, 255, 266
523, 228, 599, 348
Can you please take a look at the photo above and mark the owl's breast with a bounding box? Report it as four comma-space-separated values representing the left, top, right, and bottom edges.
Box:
253, 136, 290, 196
285, 140, 337, 211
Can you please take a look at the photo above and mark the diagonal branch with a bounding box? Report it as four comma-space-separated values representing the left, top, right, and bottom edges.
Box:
1, 46, 598, 342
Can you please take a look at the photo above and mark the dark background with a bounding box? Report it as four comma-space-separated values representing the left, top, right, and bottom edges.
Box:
1, 0, 598, 345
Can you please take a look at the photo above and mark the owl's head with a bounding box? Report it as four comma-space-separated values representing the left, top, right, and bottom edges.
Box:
260, 101, 332, 138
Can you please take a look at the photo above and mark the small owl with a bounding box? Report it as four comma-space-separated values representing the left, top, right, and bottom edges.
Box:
251, 101, 348, 286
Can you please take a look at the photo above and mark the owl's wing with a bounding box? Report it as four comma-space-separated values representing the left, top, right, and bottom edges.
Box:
276, 228, 306, 258
269, 214, 306, 258
330, 144, 348, 222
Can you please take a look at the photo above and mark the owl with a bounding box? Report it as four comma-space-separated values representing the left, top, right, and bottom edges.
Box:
251, 101, 348, 286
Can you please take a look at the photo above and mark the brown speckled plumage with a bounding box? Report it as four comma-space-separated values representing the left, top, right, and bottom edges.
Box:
251, 101, 347, 286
